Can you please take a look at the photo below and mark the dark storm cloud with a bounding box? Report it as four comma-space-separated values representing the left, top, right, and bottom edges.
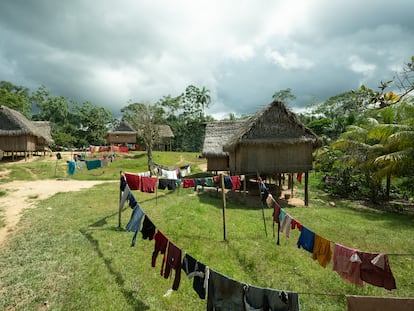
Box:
0, 0, 413, 119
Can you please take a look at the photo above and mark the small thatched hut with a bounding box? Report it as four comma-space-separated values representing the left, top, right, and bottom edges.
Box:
202, 120, 245, 172
203, 101, 321, 205
0, 105, 53, 160
224, 101, 321, 175
154, 124, 174, 151
106, 120, 137, 145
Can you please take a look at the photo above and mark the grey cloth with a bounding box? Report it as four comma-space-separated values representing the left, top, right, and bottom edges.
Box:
244, 284, 300, 311
207, 269, 245, 311
125, 204, 144, 247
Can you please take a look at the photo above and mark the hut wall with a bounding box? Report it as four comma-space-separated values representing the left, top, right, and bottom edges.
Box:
207, 156, 229, 171
0, 135, 37, 152
229, 143, 314, 174
107, 133, 137, 144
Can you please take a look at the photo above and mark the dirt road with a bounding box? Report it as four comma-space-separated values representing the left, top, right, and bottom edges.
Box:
0, 179, 111, 247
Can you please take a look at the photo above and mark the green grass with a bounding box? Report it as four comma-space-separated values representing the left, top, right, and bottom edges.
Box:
1, 153, 413, 310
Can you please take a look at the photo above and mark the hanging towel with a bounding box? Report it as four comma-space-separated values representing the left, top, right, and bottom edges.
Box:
357, 252, 396, 290
124, 172, 141, 190
333, 243, 363, 287
312, 234, 332, 268
230, 176, 241, 190
141, 176, 157, 193
85, 159, 102, 170
297, 226, 315, 253
119, 185, 131, 210
125, 204, 144, 247
280, 214, 292, 238
182, 178, 195, 189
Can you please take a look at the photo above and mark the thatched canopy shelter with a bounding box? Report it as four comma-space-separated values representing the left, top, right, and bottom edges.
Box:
106, 120, 137, 145
223, 100, 321, 175
202, 120, 245, 171
0, 105, 53, 158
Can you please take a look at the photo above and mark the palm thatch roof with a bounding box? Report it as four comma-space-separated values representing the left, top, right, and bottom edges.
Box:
107, 120, 137, 135
202, 120, 245, 157
223, 101, 321, 151
0, 105, 43, 138
32, 121, 54, 144
157, 124, 174, 138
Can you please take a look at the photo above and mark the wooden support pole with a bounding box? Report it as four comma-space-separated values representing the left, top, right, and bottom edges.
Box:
305, 171, 309, 206
220, 174, 227, 241
257, 173, 268, 238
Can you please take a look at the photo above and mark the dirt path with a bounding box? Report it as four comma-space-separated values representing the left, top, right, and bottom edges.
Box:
0, 179, 112, 247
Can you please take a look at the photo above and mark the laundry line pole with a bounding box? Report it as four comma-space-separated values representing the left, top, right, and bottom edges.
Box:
220, 174, 227, 241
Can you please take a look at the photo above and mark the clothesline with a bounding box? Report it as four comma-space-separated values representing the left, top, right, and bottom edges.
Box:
119, 179, 301, 310
263, 181, 397, 291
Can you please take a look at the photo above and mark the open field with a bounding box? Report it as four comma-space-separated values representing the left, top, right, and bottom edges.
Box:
1, 151, 413, 310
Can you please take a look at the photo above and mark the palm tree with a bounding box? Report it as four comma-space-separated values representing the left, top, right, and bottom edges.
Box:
198, 86, 211, 116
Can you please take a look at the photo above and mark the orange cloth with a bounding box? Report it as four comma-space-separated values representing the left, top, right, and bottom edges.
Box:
312, 234, 332, 268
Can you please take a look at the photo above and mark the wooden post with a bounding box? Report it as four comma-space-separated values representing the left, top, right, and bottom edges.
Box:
243, 175, 246, 204
220, 174, 227, 241
118, 172, 124, 228
257, 173, 268, 238
304, 171, 309, 206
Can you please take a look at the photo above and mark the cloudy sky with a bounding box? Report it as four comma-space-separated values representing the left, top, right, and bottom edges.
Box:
0, 0, 413, 119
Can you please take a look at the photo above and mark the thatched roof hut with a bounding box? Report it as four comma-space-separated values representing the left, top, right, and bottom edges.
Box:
223, 100, 321, 175
154, 124, 174, 151
106, 120, 137, 145
202, 120, 245, 171
0, 105, 52, 157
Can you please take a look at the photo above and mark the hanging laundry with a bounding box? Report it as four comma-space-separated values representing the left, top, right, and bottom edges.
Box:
290, 219, 302, 231
128, 192, 138, 209
141, 176, 158, 193
67, 160, 76, 175
124, 172, 141, 190
346, 295, 414, 311
85, 159, 102, 170
182, 178, 195, 189
280, 214, 293, 238
160, 168, 178, 180
243, 284, 300, 311
181, 253, 209, 299
204, 177, 214, 187
297, 226, 315, 253
230, 175, 241, 190
224, 176, 233, 189
194, 178, 206, 191
163, 241, 182, 291
332, 243, 363, 287
207, 269, 245, 311
125, 204, 145, 247
141, 215, 156, 240
152, 230, 169, 276
119, 184, 131, 210
120, 175, 127, 191
279, 209, 287, 224
158, 179, 177, 190
357, 252, 396, 290
296, 172, 303, 184
312, 234, 332, 268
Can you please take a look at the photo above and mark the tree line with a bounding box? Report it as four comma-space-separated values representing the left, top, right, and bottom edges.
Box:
2, 56, 414, 203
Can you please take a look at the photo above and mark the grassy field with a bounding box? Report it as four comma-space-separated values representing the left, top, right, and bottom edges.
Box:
1, 151, 413, 310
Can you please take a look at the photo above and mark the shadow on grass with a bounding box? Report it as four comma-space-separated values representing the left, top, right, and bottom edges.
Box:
80, 223, 149, 310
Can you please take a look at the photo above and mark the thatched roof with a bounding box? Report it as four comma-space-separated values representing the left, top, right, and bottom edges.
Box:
202, 120, 245, 157
157, 124, 174, 138
32, 121, 54, 144
0, 105, 43, 138
107, 120, 137, 135
223, 101, 321, 151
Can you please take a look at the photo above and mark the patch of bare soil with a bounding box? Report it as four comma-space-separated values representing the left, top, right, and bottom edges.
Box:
0, 179, 111, 247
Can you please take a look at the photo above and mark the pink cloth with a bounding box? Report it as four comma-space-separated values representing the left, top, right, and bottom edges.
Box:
230, 176, 241, 190
333, 243, 363, 287
141, 176, 157, 193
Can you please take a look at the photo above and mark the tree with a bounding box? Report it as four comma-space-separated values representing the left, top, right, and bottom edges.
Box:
0, 81, 31, 117
272, 88, 296, 103
121, 102, 164, 171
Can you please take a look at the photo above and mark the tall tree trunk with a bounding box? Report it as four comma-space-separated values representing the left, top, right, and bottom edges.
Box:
386, 173, 391, 201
